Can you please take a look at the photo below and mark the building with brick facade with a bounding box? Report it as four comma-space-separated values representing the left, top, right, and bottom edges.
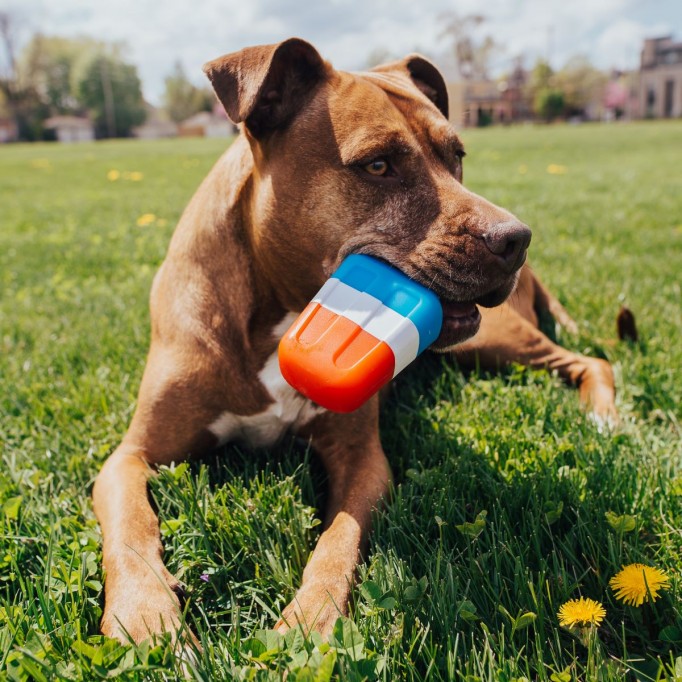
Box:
639, 36, 682, 118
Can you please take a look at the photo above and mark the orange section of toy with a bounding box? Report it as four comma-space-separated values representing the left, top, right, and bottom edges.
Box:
279, 302, 395, 413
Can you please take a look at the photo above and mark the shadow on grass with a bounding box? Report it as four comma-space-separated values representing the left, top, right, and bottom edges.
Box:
147, 349, 675, 678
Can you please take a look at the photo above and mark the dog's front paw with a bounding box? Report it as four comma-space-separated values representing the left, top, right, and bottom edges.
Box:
101, 573, 195, 646
275, 579, 351, 637
589, 408, 620, 433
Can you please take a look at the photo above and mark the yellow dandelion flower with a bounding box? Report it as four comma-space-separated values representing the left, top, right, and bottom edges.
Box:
518, 164, 528, 174
31, 158, 51, 169
107, 169, 120, 181
136, 213, 157, 226
609, 564, 670, 606
129, 171, 144, 181
558, 597, 606, 628
547, 164, 567, 175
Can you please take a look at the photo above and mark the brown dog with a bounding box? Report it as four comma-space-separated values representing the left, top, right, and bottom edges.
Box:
92, 38, 613, 645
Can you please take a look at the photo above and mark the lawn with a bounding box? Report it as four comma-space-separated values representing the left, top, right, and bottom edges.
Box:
1, 121, 681, 681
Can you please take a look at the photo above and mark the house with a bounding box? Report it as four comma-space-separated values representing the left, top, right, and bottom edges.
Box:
498, 62, 531, 123
0, 117, 18, 143
639, 36, 682, 118
133, 105, 178, 139
44, 116, 95, 143
178, 104, 236, 138
447, 63, 530, 127
448, 81, 505, 127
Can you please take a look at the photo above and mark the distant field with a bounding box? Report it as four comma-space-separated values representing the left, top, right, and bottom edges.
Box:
1, 121, 681, 680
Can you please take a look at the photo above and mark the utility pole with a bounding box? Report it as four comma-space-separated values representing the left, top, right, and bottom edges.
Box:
100, 57, 116, 138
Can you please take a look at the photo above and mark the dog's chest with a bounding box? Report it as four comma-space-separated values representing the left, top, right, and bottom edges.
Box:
207, 313, 324, 448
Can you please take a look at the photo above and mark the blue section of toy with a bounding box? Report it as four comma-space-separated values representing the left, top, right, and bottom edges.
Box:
332, 254, 443, 354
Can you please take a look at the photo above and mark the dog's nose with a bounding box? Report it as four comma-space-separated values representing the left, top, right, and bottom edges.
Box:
482, 221, 532, 272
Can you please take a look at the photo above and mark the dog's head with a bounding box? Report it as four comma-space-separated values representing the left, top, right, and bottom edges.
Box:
204, 38, 531, 350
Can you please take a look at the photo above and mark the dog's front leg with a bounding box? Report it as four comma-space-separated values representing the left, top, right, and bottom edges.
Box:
93, 442, 194, 645
455, 305, 618, 425
276, 401, 391, 636
93, 346, 221, 646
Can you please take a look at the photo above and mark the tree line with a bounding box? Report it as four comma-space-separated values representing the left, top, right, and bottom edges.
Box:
527, 56, 609, 122
0, 14, 214, 141
1, 11, 621, 141
440, 11, 615, 123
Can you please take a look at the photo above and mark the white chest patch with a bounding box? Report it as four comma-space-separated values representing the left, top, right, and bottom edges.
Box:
207, 313, 326, 448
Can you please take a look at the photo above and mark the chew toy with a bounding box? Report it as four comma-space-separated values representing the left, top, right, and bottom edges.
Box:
278, 254, 443, 412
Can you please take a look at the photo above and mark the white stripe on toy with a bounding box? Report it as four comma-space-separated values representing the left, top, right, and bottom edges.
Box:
312, 278, 420, 376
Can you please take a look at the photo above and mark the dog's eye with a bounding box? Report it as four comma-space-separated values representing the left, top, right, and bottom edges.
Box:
363, 159, 389, 176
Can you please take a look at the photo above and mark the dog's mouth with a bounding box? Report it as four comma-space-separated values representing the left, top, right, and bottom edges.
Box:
435, 299, 482, 351
429, 279, 518, 351
337, 249, 518, 352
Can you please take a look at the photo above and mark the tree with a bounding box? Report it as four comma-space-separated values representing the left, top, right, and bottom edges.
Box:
0, 10, 48, 140
526, 59, 563, 121
1, 17, 146, 139
554, 56, 607, 118
18, 34, 100, 115
526, 56, 607, 121
77, 52, 146, 137
528, 59, 553, 92
0, 11, 17, 85
440, 12, 500, 81
534, 88, 564, 121
162, 61, 212, 123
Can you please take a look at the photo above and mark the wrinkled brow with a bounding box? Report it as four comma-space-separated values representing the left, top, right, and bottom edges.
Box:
429, 123, 466, 156
337, 129, 417, 165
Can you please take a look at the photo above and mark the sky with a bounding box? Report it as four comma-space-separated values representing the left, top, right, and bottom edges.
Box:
3, 0, 681, 105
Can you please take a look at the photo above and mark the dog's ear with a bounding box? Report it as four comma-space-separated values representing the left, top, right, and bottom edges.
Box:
372, 55, 449, 119
203, 38, 328, 136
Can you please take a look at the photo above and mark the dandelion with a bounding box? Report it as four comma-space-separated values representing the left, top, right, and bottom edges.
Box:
129, 171, 144, 181
107, 169, 120, 181
136, 213, 157, 226
547, 164, 567, 175
558, 597, 606, 628
518, 164, 528, 174
609, 564, 670, 606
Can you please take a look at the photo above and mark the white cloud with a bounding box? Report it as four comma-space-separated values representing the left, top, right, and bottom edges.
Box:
594, 18, 673, 70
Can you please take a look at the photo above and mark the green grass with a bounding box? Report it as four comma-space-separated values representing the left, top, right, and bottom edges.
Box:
1, 121, 681, 680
